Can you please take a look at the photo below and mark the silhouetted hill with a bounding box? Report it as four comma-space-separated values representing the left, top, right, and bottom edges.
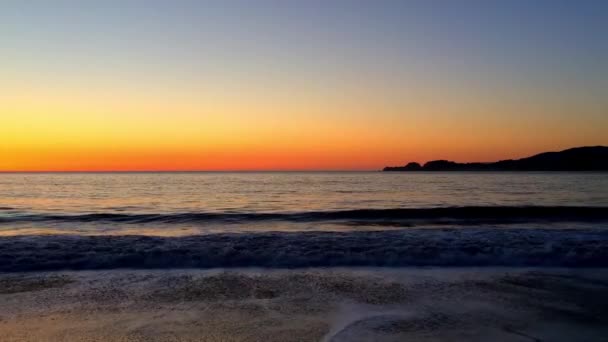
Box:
383, 146, 608, 171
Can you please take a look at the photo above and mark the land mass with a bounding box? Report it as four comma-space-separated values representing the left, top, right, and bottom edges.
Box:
383, 146, 608, 171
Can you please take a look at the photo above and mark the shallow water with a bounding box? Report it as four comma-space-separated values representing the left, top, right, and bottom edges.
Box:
1, 268, 608, 342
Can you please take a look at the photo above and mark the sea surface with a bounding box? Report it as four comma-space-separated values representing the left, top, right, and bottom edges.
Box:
1, 172, 607, 271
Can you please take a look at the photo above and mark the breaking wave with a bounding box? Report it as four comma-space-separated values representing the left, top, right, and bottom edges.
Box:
2, 228, 607, 271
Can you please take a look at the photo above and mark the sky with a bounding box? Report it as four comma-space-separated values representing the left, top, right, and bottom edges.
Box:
1, 0, 607, 171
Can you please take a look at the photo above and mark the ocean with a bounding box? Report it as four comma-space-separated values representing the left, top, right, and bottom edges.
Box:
1, 172, 607, 271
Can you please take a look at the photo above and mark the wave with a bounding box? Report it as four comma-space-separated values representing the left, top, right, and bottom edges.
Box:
1, 206, 607, 225
1, 228, 607, 271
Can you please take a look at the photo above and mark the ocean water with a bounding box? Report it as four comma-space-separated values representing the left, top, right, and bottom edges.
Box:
1, 172, 607, 270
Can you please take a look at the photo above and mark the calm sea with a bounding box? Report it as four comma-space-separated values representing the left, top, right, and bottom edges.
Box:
1, 172, 607, 270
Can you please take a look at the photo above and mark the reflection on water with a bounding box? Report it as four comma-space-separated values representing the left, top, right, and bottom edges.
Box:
0, 172, 606, 236
2, 172, 607, 212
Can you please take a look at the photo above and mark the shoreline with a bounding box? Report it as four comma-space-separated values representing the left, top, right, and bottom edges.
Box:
2, 267, 608, 341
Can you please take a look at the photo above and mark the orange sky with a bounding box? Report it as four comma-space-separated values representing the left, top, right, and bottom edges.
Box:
2, 75, 606, 171
2, 2, 607, 171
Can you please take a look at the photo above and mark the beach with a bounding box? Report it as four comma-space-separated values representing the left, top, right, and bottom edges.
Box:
2, 268, 608, 341
1, 172, 607, 341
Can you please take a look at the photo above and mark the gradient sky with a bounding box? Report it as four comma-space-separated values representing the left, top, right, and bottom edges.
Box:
2, 0, 607, 171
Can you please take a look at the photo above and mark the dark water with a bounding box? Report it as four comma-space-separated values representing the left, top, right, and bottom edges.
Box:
1, 172, 607, 270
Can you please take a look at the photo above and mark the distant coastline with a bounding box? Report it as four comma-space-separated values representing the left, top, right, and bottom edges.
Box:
383, 146, 608, 171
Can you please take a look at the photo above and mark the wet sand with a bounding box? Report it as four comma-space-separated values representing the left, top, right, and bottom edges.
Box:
1, 268, 607, 341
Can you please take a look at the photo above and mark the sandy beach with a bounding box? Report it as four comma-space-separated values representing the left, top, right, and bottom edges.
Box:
1, 268, 607, 341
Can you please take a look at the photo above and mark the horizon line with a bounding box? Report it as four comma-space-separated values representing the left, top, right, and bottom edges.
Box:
0, 170, 380, 173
